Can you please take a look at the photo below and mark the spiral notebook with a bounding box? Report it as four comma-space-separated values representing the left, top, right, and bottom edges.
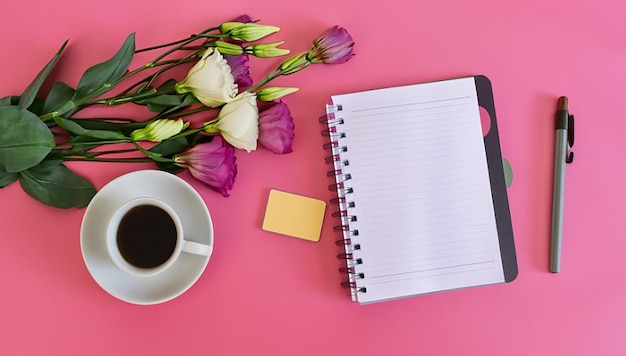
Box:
323, 75, 517, 304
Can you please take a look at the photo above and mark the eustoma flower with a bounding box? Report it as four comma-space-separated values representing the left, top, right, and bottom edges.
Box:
0, 15, 355, 208
307, 26, 355, 64
173, 136, 237, 197
258, 101, 295, 154
232, 14, 252, 23
174, 48, 238, 107
204, 92, 259, 152
223, 54, 253, 88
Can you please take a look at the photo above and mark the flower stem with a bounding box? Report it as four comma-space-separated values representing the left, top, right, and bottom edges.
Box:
71, 35, 214, 109
59, 148, 139, 158
131, 141, 174, 163
138, 53, 198, 92
247, 69, 282, 92
55, 138, 132, 148
87, 88, 158, 106
62, 156, 155, 163
169, 106, 214, 119
118, 57, 198, 96
169, 127, 204, 140
135, 26, 220, 53
145, 34, 221, 68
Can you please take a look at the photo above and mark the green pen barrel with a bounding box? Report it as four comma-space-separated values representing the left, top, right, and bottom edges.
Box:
550, 127, 568, 273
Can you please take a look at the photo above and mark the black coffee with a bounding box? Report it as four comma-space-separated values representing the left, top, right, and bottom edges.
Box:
116, 204, 177, 269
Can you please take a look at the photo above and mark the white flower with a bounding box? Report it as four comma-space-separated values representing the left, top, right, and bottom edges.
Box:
174, 48, 238, 108
206, 92, 259, 152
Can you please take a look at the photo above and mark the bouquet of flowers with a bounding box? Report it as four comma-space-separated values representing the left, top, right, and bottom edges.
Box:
0, 15, 354, 208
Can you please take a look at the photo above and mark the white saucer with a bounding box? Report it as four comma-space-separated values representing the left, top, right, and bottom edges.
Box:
80, 170, 214, 305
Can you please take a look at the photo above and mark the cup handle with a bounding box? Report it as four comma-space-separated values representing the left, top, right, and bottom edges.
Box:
181, 240, 213, 256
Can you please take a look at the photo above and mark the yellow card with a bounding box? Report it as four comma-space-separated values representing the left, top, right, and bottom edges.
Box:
262, 189, 327, 242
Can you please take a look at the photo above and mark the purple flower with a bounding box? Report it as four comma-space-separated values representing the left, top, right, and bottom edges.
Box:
223, 54, 253, 88
258, 101, 295, 154
174, 136, 237, 197
233, 14, 253, 23
307, 26, 355, 64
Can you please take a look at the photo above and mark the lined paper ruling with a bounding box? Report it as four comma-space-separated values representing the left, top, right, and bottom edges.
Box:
325, 76, 517, 304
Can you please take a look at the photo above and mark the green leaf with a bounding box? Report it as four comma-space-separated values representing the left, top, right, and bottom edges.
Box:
0, 96, 20, 107
19, 40, 69, 109
151, 136, 199, 174
25, 98, 47, 116
61, 136, 102, 152
42, 81, 75, 114
19, 159, 96, 208
155, 162, 185, 174
53, 116, 126, 140
141, 94, 188, 108
71, 118, 145, 136
138, 79, 191, 112
144, 94, 198, 113
73, 33, 135, 102
0, 164, 18, 188
154, 79, 177, 94
151, 136, 193, 156
132, 142, 171, 163
0, 106, 55, 172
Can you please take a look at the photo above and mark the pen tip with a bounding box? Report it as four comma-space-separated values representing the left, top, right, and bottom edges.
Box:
558, 96, 568, 111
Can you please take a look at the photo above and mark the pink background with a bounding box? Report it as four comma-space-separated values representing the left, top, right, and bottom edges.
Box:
1, 0, 625, 354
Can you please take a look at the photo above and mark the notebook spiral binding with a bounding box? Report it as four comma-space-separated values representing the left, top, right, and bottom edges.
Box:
321, 104, 366, 300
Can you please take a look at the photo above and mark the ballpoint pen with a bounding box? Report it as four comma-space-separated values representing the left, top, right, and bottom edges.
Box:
550, 96, 575, 273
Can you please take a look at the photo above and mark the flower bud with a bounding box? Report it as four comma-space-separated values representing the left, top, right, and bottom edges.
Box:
279, 53, 309, 75
220, 22, 280, 42
307, 26, 355, 64
256, 87, 299, 102
219, 22, 245, 34
131, 119, 188, 142
244, 42, 290, 58
214, 41, 243, 55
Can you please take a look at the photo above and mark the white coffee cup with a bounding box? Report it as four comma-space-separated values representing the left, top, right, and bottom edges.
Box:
106, 197, 212, 277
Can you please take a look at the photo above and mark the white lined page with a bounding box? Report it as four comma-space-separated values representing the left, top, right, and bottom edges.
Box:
332, 77, 504, 304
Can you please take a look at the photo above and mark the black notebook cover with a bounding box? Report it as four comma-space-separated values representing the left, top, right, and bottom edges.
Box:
474, 75, 518, 282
